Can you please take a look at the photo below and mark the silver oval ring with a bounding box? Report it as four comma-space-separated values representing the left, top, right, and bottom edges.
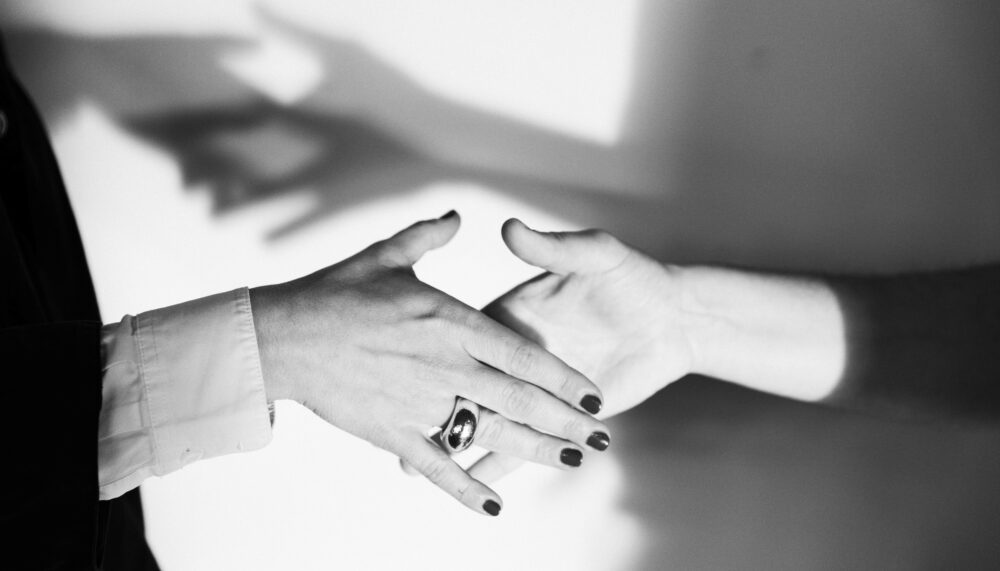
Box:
440, 397, 480, 454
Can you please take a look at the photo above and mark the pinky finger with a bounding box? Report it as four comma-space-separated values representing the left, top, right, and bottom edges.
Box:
467, 452, 527, 486
402, 437, 503, 516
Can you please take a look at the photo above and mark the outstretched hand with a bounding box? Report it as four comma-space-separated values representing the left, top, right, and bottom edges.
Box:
249, 212, 610, 515
470, 219, 695, 483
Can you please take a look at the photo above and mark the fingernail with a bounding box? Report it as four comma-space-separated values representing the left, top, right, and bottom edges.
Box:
441, 209, 458, 219
587, 431, 610, 451
483, 500, 501, 516
580, 394, 602, 415
560, 448, 582, 467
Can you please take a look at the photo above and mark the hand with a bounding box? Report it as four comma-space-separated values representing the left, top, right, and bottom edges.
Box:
470, 219, 694, 482
249, 212, 610, 515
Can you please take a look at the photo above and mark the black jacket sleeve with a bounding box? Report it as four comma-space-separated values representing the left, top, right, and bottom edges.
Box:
1, 31, 159, 570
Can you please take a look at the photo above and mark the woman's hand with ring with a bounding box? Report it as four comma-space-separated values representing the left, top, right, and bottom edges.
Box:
249, 212, 610, 515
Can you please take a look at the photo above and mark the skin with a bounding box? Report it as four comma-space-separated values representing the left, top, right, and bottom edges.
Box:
470, 218, 1000, 482
481, 220, 697, 420
249, 212, 610, 515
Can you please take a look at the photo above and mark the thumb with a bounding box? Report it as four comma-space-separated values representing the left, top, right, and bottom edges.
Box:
501, 218, 629, 275
377, 211, 461, 268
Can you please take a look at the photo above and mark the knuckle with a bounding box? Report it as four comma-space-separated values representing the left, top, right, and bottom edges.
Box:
375, 243, 409, 267
476, 418, 505, 446
375, 248, 399, 267
429, 300, 465, 326
562, 416, 586, 440
533, 438, 553, 462
455, 480, 472, 501
508, 343, 538, 377
359, 419, 393, 449
418, 457, 451, 485
413, 355, 450, 384
361, 240, 387, 258
558, 372, 579, 397
500, 381, 537, 417
396, 292, 444, 321
426, 297, 452, 317
457, 305, 482, 330
588, 229, 622, 252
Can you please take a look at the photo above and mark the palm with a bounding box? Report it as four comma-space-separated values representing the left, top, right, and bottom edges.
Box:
486, 240, 692, 419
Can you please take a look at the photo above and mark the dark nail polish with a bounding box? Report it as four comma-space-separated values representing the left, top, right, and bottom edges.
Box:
587, 431, 610, 451
441, 209, 458, 219
580, 394, 602, 415
560, 448, 582, 467
483, 499, 501, 516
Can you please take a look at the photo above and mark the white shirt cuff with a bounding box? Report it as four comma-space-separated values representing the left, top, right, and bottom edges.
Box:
98, 288, 272, 500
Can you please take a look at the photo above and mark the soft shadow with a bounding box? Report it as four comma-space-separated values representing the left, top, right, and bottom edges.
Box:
6, 1, 1000, 269
614, 377, 1000, 570
5, 22, 648, 242
125, 96, 647, 241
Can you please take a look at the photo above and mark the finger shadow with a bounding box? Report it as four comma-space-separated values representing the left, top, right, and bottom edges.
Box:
6, 24, 642, 243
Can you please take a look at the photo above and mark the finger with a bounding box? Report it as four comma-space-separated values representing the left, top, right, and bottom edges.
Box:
377, 211, 461, 268
467, 452, 527, 485
480, 285, 548, 346
402, 436, 503, 516
474, 408, 585, 469
399, 458, 419, 476
464, 366, 611, 452
462, 313, 604, 415
501, 218, 629, 275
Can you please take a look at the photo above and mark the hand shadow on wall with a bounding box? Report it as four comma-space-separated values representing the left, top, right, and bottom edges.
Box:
126, 97, 629, 241
8, 2, 1000, 269
6, 13, 664, 243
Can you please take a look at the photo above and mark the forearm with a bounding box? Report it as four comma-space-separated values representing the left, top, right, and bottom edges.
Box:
678, 265, 846, 402
678, 264, 1000, 418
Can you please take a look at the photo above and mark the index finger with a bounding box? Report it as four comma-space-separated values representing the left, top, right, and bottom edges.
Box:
461, 312, 604, 416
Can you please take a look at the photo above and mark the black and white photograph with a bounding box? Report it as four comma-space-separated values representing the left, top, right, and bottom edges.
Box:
2, 1, 999, 569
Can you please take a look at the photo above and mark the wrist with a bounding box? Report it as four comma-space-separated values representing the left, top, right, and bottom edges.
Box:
248, 285, 294, 402
669, 265, 846, 400
669, 264, 725, 378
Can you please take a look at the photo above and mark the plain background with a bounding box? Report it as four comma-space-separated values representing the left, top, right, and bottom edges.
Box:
4, 1, 1000, 569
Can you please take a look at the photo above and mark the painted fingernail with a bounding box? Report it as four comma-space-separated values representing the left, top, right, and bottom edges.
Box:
483, 500, 501, 516
560, 448, 582, 467
587, 431, 610, 451
580, 394, 602, 415
441, 209, 458, 219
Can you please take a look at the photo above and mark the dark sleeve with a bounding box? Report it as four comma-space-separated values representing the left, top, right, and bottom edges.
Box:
2, 321, 103, 570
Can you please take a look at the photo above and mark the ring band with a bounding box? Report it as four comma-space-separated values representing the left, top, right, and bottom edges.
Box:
440, 397, 480, 453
